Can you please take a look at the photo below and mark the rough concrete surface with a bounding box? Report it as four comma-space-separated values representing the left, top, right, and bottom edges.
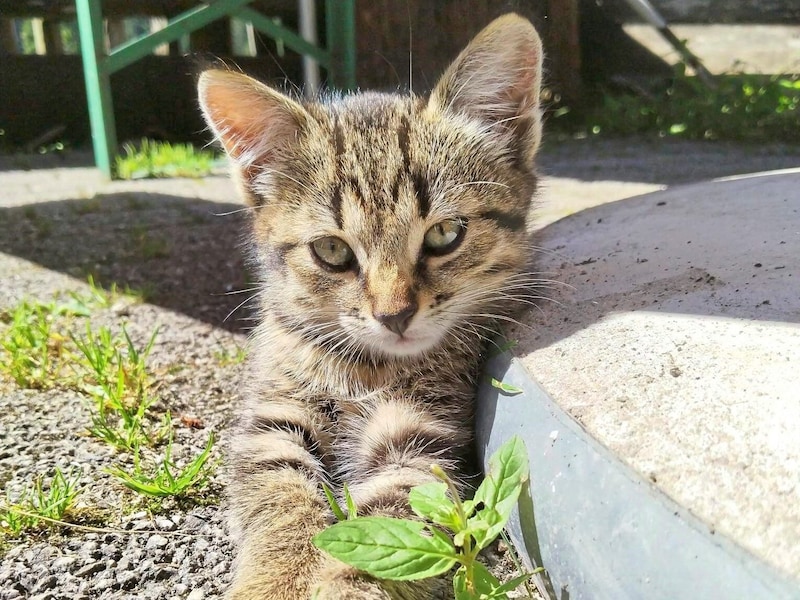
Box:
513, 170, 800, 579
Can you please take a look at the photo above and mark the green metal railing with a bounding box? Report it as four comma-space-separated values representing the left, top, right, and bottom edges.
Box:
75, 0, 356, 178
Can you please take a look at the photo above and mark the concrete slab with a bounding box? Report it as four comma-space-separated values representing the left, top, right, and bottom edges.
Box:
478, 170, 800, 598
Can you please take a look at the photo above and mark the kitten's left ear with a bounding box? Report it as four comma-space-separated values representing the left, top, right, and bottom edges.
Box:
429, 13, 544, 169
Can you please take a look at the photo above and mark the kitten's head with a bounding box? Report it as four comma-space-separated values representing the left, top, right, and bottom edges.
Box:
198, 14, 543, 361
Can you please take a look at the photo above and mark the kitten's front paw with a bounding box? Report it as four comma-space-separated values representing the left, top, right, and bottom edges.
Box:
312, 558, 452, 600
311, 560, 391, 600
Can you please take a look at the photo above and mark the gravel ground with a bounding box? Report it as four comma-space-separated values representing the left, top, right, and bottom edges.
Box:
1, 137, 798, 599
0, 174, 247, 599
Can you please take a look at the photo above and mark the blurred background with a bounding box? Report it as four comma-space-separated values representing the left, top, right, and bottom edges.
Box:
0, 0, 798, 162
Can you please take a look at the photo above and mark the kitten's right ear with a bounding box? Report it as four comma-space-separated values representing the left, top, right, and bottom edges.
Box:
197, 70, 308, 171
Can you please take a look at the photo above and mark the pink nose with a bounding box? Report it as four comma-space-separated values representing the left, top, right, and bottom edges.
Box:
373, 303, 417, 336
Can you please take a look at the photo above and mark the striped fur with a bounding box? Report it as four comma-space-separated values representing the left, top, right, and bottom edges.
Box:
198, 14, 543, 600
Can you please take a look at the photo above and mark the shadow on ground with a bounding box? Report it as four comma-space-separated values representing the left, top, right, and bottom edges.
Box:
537, 137, 800, 184
0, 192, 254, 332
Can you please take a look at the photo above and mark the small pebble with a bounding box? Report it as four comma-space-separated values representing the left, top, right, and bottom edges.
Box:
51, 556, 78, 571
146, 535, 169, 550
187, 589, 205, 600
93, 577, 115, 591
155, 517, 176, 531
75, 561, 105, 578
33, 574, 58, 591
154, 566, 178, 581
174, 583, 189, 594
117, 570, 138, 590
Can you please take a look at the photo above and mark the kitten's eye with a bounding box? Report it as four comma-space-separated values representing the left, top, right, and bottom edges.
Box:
423, 219, 466, 256
311, 237, 355, 271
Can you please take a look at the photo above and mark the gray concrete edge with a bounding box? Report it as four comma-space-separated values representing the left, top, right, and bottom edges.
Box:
475, 352, 800, 600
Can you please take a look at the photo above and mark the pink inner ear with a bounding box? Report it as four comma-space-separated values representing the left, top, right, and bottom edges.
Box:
199, 71, 303, 168
429, 15, 543, 127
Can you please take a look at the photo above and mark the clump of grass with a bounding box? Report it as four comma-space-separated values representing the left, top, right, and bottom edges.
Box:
1, 467, 82, 538
22, 206, 52, 238
214, 342, 247, 367
0, 300, 73, 388
115, 139, 219, 180
553, 68, 800, 142
1, 282, 219, 511
72, 324, 168, 451
0, 276, 152, 390
314, 436, 540, 599
107, 432, 216, 498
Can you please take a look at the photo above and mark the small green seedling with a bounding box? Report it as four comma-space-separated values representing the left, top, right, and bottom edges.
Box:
72, 324, 165, 451
490, 378, 523, 395
1, 467, 81, 537
107, 432, 216, 498
213, 343, 247, 367
0, 299, 77, 388
313, 436, 537, 599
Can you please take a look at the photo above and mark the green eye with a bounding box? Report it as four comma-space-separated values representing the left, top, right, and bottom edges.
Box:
423, 218, 466, 256
311, 236, 355, 271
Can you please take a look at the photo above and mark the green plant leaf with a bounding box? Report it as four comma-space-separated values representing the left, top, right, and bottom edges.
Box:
490, 378, 523, 395
322, 483, 347, 522
312, 516, 458, 580
453, 566, 471, 600
453, 561, 503, 599
343, 483, 358, 519
408, 482, 460, 530
473, 436, 529, 522
490, 571, 535, 597
464, 507, 505, 551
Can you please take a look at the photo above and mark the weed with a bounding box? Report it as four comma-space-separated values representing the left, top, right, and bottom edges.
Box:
22, 206, 52, 238
61, 275, 117, 316
314, 436, 539, 599
0, 300, 74, 388
1, 467, 82, 538
115, 139, 220, 180
107, 432, 216, 498
71, 198, 103, 215
72, 324, 166, 451
137, 233, 170, 260
490, 378, 523, 395
129, 225, 170, 260
214, 342, 247, 367
553, 68, 800, 142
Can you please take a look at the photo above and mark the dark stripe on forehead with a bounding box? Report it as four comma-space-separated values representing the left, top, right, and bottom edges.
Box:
331, 184, 344, 228
397, 114, 411, 167
331, 117, 346, 227
333, 117, 346, 159
412, 172, 430, 218
347, 175, 368, 209
479, 209, 526, 232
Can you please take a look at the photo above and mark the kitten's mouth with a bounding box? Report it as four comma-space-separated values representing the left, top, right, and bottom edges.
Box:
373, 329, 438, 358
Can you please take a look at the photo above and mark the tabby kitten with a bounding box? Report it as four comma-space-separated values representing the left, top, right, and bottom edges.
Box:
198, 13, 543, 600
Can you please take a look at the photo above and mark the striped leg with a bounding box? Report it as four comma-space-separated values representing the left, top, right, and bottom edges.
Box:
313, 397, 471, 600
226, 398, 334, 600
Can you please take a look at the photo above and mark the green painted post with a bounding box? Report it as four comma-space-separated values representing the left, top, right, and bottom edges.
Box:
105, 0, 254, 74
325, 0, 356, 91
76, 0, 116, 178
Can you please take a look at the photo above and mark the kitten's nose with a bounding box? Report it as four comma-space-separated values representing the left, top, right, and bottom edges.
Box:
374, 303, 417, 336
